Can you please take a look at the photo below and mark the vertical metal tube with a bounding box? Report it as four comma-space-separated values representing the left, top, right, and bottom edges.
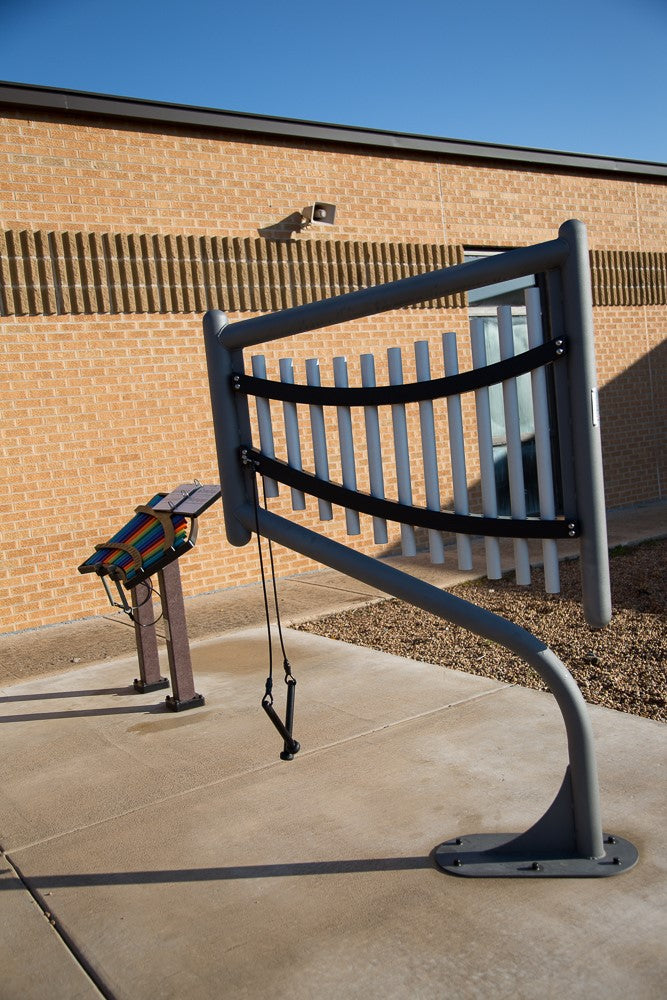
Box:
333, 356, 361, 536
388, 347, 417, 557
525, 288, 560, 593
360, 353, 388, 544
279, 357, 306, 511
470, 320, 502, 580
414, 341, 445, 564
305, 358, 333, 521
498, 305, 531, 586
558, 220, 611, 628
203, 309, 252, 547
442, 333, 473, 571
251, 354, 279, 499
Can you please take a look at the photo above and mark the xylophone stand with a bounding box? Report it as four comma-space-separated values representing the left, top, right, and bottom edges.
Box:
80, 484, 220, 712
131, 564, 204, 710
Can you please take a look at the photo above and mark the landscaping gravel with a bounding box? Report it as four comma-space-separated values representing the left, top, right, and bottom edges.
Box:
297, 539, 666, 722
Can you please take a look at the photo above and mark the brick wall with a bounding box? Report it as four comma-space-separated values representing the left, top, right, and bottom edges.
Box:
1, 106, 665, 633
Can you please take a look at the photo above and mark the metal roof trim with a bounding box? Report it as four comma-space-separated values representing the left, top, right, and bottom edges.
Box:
1, 81, 666, 178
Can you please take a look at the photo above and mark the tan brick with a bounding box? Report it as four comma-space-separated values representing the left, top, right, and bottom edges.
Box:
0, 107, 665, 633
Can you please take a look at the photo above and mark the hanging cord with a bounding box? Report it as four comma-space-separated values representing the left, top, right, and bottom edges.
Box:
247, 457, 300, 760
129, 578, 164, 628
101, 575, 164, 628
263, 479, 291, 668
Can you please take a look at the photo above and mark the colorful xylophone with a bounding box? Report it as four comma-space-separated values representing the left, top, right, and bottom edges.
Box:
78, 494, 193, 588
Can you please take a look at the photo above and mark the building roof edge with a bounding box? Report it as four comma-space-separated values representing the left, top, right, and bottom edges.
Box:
1, 80, 666, 178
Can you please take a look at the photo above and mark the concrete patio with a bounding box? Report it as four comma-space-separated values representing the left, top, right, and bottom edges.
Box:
1, 632, 666, 999
0, 501, 665, 999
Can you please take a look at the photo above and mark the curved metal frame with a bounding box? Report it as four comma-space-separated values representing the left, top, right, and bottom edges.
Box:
202, 221, 637, 878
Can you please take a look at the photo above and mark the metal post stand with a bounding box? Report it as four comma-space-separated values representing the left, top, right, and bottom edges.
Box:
157, 561, 205, 711
131, 581, 169, 693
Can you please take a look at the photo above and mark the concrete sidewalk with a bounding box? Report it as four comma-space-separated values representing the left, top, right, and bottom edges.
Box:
0, 500, 665, 998
1, 640, 666, 998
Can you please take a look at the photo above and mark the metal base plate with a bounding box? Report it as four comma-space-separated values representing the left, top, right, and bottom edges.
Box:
434, 833, 639, 878
165, 692, 205, 712
133, 677, 169, 693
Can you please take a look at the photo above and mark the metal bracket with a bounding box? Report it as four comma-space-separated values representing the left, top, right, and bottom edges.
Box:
434, 833, 638, 878
433, 767, 638, 878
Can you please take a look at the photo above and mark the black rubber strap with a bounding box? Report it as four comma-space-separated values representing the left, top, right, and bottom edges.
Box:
233, 338, 565, 407
243, 448, 578, 540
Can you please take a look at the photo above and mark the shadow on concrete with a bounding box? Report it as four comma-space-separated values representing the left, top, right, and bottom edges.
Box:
0, 702, 168, 724
1, 856, 436, 890
0, 687, 134, 703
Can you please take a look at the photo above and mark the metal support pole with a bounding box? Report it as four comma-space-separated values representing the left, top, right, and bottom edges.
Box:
131, 581, 168, 693
204, 309, 253, 547
558, 220, 612, 628
157, 562, 204, 711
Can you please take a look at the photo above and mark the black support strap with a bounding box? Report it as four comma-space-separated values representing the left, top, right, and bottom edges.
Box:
242, 448, 579, 540
232, 338, 565, 407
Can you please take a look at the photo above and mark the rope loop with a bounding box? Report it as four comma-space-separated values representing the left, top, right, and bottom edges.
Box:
250, 463, 300, 759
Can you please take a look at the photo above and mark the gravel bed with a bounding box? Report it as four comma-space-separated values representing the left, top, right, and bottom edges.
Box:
297, 539, 666, 722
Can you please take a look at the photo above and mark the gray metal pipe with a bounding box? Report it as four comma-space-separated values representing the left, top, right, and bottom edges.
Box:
414, 341, 445, 564
221, 239, 567, 351
498, 306, 531, 586
251, 354, 279, 499
203, 310, 252, 547
361, 353, 388, 545
558, 221, 611, 628
442, 333, 473, 571
333, 356, 360, 536
279, 357, 306, 511
306, 358, 333, 521
525, 289, 560, 593
470, 320, 502, 580
388, 347, 417, 557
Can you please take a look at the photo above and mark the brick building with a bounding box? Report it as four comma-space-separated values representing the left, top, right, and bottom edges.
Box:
1, 82, 665, 634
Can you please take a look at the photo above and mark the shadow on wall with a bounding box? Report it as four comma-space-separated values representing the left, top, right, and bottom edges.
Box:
598, 335, 666, 507
257, 213, 306, 241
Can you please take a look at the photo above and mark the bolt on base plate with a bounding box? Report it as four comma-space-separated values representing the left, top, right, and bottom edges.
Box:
434, 833, 639, 878
165, 692, 205, 712
133, 677, 170, 693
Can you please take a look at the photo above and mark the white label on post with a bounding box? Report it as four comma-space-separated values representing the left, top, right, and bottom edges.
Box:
591, 387, 600, 427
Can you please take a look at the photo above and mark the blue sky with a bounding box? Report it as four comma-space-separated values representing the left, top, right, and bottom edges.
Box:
2, 0, 666, 162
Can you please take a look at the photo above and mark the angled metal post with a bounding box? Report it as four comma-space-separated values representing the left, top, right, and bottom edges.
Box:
240, 503, 636, 877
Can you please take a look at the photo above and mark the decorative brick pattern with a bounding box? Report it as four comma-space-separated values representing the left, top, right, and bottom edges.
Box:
589, 249, 667, 306
0, 229, 466, 316
2, 228, 665, 316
